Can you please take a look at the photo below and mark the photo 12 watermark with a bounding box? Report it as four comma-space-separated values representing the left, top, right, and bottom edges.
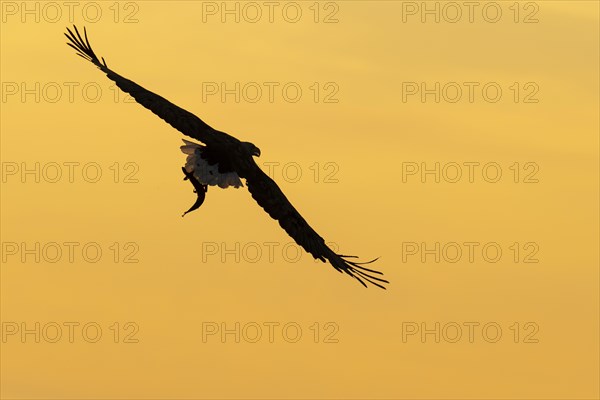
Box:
401, 321, 540, 343
2, 81, 142, 104
200, 241, 339, 264
1, 321, 140, 343
1, 241, 140, 264
401, 162, 540, 184
401, 82, 540, 104
200, 1, 340, 24
401, 241, 540, 264
1, 1, 141, 24
201, 321, 339, 343
400, 2, 540, 24
1, 161, 140, 184
200, 81, 340, 104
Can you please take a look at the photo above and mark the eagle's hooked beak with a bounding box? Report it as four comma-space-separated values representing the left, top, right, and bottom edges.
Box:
253, 147, 261, 157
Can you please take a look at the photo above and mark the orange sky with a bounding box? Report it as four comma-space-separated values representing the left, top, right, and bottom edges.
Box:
1, 1, 598, 398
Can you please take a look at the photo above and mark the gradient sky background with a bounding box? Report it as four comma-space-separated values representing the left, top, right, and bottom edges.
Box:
1, 1, 598, 399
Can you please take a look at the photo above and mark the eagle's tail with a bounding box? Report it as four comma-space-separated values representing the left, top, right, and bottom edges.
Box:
325, 251, 388, 289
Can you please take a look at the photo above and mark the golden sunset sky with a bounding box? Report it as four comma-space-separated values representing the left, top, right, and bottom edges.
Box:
1, 1, 598, 399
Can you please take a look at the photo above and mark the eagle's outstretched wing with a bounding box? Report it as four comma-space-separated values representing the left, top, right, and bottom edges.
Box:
241, 162, 388, 289
65, 25, 216, 145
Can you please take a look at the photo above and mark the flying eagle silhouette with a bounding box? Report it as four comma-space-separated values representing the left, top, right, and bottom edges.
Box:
65, 25, 388, 289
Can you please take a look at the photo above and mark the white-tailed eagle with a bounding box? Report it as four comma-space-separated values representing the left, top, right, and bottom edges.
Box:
65, 26, 388, 289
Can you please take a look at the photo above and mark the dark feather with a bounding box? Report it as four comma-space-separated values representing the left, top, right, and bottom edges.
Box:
242, 163, 388, 289
65, 25, 218, 145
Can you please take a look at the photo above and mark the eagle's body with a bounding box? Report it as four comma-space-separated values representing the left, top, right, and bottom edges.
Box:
181, 139, 243, 189
65, 26, 388, 289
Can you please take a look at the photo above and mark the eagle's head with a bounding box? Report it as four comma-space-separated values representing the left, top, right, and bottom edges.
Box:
242, 141, 261, 157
